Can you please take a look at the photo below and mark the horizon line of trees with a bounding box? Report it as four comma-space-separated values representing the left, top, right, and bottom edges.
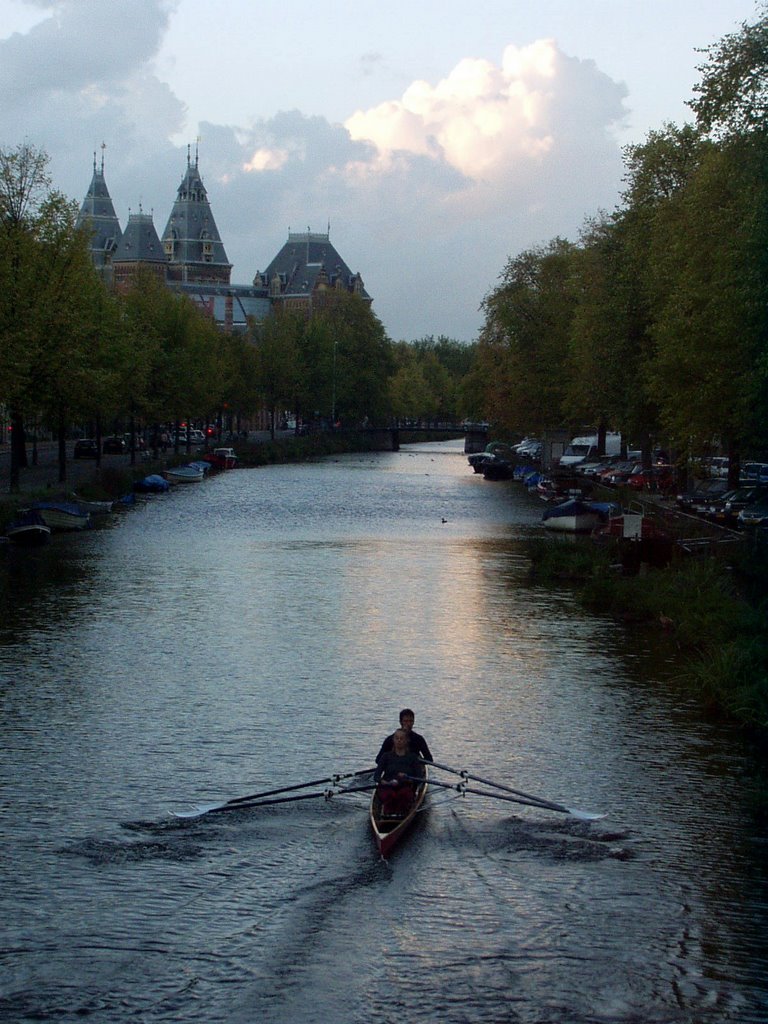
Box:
0, 143, 475, 492
467, 7, 768, 486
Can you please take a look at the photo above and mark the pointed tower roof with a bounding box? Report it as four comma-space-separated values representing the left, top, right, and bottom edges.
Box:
76, 147, 122, 268
161, 145, 231, 284
113, 208, 165, 264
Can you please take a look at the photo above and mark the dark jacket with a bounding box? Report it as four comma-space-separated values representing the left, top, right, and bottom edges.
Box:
374, 748, 422, 783
376, 729, 433, 765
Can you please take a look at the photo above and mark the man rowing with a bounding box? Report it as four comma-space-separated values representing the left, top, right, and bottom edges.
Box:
376, 708, 433, 764
374, 727, 423, 815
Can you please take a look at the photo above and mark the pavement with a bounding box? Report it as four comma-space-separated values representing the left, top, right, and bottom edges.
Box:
0, 432, 285, 502
0, 442, 162, 502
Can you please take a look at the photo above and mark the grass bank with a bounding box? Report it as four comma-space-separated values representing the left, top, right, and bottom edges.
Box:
526, 534, 768, 731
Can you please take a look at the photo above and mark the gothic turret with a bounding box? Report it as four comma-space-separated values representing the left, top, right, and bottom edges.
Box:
76, 148, 122, 275
161, 145, 232, 286
112, 208, 166, 291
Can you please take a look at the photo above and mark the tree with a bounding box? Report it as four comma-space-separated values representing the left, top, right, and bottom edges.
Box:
0, 143, 107, 490
253, 310, 305, 434
309, 294, 393, 425
476, 239, 576, 434
642, 138, 768, 477
689, 5, 768, 139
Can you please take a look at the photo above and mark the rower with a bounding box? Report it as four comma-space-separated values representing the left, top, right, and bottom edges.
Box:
376, 708, 433, 765
374, 728, 423, 815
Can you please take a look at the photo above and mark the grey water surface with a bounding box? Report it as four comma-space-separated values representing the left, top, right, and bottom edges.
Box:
1, 441, 766, 1023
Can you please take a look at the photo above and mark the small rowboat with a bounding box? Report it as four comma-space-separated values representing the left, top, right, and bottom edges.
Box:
24, 501, 91, 532
164, 464, 205, 484
370, 767, 428, 857
6, 510, 51, 546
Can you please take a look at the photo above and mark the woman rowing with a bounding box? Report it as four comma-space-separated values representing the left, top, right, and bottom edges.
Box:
374, 727, 424, 815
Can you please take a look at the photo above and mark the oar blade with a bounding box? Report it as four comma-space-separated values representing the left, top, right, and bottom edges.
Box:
566, 808, 607, 822
170, 801, 227, 819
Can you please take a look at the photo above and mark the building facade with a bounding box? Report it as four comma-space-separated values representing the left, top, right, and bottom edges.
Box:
76, 149, 371, 333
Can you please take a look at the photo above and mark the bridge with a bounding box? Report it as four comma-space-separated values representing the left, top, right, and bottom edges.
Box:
357, 423, 490, 453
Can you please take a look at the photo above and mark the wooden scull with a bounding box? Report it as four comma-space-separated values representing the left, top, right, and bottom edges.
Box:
370, 766, 428, 857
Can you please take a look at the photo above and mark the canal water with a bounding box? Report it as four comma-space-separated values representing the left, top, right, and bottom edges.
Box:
1, 441, 766, 1023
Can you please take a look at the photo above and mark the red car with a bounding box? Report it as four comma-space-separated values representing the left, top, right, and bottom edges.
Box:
627, 466, 675, 492
599, 461, 641, 486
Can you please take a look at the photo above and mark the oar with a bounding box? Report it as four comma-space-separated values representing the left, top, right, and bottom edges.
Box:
425, 757, 598, 814
418, 763, 605, 821
171, 767, 375, 819
217, 783, 376, 811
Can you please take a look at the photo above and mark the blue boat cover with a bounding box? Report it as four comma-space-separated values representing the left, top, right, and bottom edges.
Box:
28, 500, 88, 515
134, 475, 170, 493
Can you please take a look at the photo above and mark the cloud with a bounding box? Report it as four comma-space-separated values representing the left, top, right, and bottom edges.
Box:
0, 5, 629, 340
345, 40, 626, 188
0, 0, 176, 99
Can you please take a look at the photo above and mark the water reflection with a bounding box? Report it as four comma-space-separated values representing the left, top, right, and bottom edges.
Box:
0, 442, 766, 1023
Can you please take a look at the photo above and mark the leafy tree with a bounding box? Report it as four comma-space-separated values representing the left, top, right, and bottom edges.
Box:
310, 293, 393, 425
477, 239, 576, 434
642, 138, 768, 477
689, 5, 768, 138
0, 143, 110, 489
253, 310, 305, 434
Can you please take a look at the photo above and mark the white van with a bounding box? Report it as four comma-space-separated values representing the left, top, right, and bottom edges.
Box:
559, 433, 622, 467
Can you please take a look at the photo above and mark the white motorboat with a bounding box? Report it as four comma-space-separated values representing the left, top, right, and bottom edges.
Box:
24, 501, 91, 532
164, 464, 205, 484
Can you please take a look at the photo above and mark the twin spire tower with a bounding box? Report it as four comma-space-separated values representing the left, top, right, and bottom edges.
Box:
77, 143, 231, 287
76, 146, 370, 332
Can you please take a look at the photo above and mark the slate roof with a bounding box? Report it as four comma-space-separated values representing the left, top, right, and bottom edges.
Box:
259, 231, 370, 301
161, 152, 231, 275
113, 210, 165, 264
75, 154, 122, 267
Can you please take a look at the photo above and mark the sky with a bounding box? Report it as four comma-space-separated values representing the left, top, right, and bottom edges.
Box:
0, 0, 761, 342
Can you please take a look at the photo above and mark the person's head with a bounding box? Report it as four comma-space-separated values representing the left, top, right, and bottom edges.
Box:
392, 728, 409, 754
399, 708, 415, 731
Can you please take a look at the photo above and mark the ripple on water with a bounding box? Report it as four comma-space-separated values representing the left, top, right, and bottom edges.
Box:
1, 444, 767, 1023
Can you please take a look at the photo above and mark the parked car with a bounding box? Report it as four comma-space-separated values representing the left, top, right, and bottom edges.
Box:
737, 496, 768, 528
600, 461, 641, 486
741, 462, 768, 484
579, 455, 624, 479
706, 485, 768, 528
676, 478, 730, 513
627, 465, 675, 492
73, 438, 98, 459
102, 436, 126, 454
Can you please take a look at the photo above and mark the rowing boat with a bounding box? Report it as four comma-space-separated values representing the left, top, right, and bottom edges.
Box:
370, 766, 428, 856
